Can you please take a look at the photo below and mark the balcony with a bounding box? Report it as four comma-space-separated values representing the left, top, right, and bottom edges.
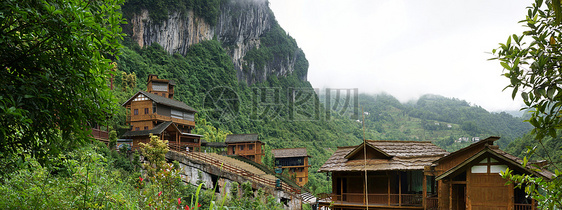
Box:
90, 127, 109, 141
324, 193, 424, 209
514, 203, 536, 210
127, 113, 195, 127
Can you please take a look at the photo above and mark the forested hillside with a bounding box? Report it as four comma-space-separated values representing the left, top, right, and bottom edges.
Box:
115, 38, 362, 194
356, 94, 532, 151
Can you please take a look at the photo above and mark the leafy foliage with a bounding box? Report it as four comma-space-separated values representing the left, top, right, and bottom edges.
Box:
492, 0, 562, 208
0, 143, 140, 209
0, 0, 125, 165
122, 0, 223, 25
492, 0, 562, 141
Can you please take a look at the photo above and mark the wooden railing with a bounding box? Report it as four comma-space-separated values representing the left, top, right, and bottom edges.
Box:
169, 148, 301, 194
128, 114, 195, 126
90, 127, 109, 141
426, 197, 438, 210
515, 203, 535, 210
329, 193, 423, 207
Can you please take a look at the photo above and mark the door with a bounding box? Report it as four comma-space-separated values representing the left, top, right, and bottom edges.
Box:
452, 184, 466, 210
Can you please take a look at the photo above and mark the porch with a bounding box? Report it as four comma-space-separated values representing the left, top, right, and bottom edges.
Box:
325, 193, 424, 209
326, 170, 432, 209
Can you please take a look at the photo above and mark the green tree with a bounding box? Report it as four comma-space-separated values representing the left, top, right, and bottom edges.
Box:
0, 0, 125, 166
492, 0, 562, 208
139, 134, 169, 177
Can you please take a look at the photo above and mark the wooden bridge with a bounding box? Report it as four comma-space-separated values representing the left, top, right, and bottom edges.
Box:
167, 145, 301, 194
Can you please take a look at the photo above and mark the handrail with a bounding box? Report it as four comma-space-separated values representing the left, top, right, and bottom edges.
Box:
328, 193, 423, 206
514, 203, 534, 210
90, 127, 109, 141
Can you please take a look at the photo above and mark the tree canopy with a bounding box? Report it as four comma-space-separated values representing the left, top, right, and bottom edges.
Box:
493, 0, 562, 208
0, 0, 125, 165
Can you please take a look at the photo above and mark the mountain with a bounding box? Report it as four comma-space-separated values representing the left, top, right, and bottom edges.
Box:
355, 93, 532, 151
114, 0, 533, 194
122, 0, 307, 86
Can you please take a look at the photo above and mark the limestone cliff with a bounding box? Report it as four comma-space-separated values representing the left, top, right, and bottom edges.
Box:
124, 0, 307, 85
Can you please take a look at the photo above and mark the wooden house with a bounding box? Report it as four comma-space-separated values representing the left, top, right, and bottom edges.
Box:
271, 148, 311, 187
426, 136, 554, 210
121, 75, 202, 151
225, 134, 265, 163
318, 140, 449, 209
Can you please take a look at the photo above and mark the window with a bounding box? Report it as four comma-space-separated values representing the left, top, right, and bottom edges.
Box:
249, 144, 254, 150
299, 168, 303, 172
135, 127, 140, 131
144, 108, 149, 114
153, 103, 157, 113
299, 178, 303, 182
239, 145, 244, 150
232, 146, 236, 154
144, 126, 148, 130
134, 109, 138, 115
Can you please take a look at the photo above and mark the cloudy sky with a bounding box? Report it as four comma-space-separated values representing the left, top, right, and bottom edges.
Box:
268, 0, 531, 112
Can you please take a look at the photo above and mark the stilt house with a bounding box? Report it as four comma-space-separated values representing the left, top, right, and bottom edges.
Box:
121, 74, 202, 151
318, 137, 554, 210
225, 134, 265, 163
272, 148, 311, 187
318, 140, 448, 209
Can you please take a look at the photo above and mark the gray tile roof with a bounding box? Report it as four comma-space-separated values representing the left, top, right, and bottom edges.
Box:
122, 90, 197, 113
272, 148, 308, 158
225, 134, 260, 143
121, 121, 173, 138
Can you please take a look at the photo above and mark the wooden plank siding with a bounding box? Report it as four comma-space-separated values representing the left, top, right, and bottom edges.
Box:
227, 142, 264, 163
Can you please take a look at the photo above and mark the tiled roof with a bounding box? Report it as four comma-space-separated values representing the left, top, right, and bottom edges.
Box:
272, 148, 308, 158
225, 134, 260, 143
121, 121, 173, 138
488, 146, 554, 180
140, 90, 196, 112
435, 136, 499, 163
122, 90, 197, 113
318, 140, 448, 172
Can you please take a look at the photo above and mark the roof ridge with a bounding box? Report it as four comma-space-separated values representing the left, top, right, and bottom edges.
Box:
272, 147, 307, 150
366, 140, 434, 143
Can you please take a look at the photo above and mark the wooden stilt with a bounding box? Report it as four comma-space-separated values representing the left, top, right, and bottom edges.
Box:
423, 175, 427, 209
387, 171, 391, 206
399, 172, 402, 206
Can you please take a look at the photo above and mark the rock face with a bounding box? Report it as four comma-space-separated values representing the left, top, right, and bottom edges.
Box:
126, 0, 305, 85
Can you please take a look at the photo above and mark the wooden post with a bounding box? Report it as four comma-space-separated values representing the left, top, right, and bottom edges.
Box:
363, 171, 366, 205
399, 172, 402, 206
423, 175, 427, 209
508, 182, 514, 210
387, 172, 391, 206
449, 179, 453, 210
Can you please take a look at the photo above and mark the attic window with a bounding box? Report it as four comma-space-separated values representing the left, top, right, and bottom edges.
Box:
133, 94, 148, 101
